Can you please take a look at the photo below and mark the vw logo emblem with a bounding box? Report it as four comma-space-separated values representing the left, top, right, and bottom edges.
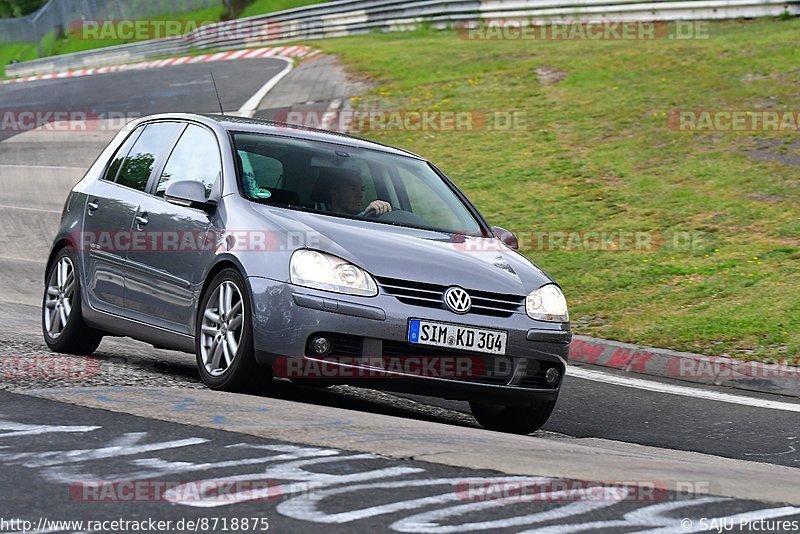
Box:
444, 286, 471, 314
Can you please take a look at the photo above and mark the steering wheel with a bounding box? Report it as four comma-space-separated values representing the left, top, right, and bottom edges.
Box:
361, 209, 433, 227
359, 206, 386, 218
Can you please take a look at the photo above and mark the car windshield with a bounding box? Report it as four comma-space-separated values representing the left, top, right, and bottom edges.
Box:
233, 132, 484, 235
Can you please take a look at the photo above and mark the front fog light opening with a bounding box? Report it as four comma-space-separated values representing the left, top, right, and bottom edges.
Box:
311, 336, 332, 356
545, 367, 560, 386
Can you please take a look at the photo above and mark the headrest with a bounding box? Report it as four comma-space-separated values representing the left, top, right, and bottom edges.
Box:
310, 167, 362, 203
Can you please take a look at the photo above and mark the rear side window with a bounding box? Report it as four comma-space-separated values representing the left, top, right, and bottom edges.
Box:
116, 122, 184, 192
102, 127, 144, 182
156, 125, 221, 198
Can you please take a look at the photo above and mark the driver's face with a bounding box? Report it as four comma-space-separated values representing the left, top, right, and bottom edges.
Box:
332, 179, 364, 214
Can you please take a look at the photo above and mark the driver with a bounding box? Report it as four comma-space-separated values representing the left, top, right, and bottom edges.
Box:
325, 170, 392, 217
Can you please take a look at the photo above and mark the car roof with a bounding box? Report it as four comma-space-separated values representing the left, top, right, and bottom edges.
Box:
133, 113, 425, 160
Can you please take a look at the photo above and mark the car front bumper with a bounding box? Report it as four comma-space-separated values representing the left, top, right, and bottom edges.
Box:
247, 276, 571, 405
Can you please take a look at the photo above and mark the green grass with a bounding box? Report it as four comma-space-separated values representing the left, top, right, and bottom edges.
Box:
313, 18, 800, 362
0, 41, 36, 76
240, 0, 328, 18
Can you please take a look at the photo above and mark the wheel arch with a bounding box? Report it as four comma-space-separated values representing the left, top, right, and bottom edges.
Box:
199, 255, 249, 302
44, 237, 77, 283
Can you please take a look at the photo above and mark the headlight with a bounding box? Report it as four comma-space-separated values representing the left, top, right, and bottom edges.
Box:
290, 250, 377, 297
526, 284, 569, 322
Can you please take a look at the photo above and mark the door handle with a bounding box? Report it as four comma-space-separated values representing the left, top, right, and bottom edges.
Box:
87, 199, 99, 215
135, 213, 149, 227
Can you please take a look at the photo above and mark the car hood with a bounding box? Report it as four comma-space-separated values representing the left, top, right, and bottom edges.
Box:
250, 204, 554, 295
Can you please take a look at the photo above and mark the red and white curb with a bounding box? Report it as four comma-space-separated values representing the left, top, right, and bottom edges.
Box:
569, 334, 800, 398
2, 45, 320, 85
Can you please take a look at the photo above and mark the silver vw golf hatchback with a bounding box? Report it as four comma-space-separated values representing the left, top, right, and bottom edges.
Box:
42, 113, 571, 434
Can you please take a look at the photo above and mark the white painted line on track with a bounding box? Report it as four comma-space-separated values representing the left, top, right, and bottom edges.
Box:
0, 204, 60, 214
0, 164, 85, 171
568, 366, 800, 413
236, 57, 294, 118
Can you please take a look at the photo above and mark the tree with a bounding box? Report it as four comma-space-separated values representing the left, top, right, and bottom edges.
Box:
0, 0, 47, 18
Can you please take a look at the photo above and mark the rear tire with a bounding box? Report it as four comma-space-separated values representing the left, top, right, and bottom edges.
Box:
42, 248, 103, 355
469, 399, 557, 434
196, 269, 268, 392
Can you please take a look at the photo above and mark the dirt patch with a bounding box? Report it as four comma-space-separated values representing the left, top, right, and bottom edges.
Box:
741, 139, 800, 168
744, 150, 800, 167
746, 192, 786, 203
535, 66, 567, 85
741, 72, 773, 83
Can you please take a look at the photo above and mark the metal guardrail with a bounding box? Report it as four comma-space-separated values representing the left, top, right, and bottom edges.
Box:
6, 0, 799, 78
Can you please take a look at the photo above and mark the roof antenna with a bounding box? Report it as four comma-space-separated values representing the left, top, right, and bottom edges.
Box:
210, 71, 225, 115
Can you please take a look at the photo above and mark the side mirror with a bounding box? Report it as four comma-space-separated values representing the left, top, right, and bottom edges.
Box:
492, 226, 519, 250
165, 180, 216, 213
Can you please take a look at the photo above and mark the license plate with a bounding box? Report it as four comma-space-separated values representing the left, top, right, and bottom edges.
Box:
408, 319, 507, 355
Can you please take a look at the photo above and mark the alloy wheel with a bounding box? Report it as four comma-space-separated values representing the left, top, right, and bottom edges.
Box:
44, 257, 75, 339
200, 280, 245, 376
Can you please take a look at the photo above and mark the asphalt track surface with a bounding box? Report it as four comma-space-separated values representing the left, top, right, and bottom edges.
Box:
0, 58, 799, 532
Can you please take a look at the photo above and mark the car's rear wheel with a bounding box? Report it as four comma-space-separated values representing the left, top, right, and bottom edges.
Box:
42, 248, 103, 355
196, 269, 267, 392
469, 399, 557, 434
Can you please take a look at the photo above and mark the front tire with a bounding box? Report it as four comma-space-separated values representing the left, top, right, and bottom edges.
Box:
469, 399, 557, 434
196, 269, 266, 392
42, 248, 103, 355
291, 379, 333, 389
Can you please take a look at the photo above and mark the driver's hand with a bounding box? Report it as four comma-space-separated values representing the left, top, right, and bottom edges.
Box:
365, 200, 392, 216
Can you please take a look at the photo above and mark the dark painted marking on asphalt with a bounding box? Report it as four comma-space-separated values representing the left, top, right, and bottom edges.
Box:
1, 390, 798, 533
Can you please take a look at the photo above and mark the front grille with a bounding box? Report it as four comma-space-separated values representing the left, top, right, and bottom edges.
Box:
376, 276, 525, 317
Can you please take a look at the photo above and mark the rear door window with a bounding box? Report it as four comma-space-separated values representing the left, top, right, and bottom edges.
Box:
116, 122, 184, 192
102, 126, 144, 182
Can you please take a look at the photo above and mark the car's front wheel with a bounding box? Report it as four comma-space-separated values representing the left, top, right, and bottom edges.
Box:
42, 248, 103, 355
469, 399, 557, 434
196, 269, 267, 392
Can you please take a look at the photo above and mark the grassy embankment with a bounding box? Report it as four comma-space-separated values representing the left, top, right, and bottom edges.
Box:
314, 19, 800, 362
